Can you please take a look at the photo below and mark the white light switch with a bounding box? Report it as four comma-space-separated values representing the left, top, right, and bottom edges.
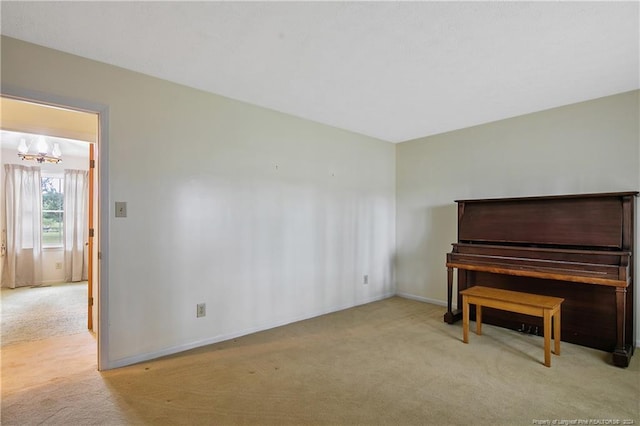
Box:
115, 202, 127, 218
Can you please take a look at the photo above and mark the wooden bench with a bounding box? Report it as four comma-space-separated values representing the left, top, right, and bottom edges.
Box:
459, 286, 564, 367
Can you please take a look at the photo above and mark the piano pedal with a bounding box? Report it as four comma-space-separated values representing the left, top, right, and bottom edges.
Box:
518, 324, 539, 336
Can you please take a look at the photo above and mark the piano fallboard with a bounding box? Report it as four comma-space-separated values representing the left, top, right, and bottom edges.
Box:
448, 243, 631, 287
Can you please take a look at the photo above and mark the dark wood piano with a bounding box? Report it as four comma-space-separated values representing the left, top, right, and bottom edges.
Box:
444, 192, 636, 367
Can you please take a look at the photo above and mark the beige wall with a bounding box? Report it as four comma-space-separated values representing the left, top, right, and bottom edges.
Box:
396, 90, 640, 341
1, 36, 396, 368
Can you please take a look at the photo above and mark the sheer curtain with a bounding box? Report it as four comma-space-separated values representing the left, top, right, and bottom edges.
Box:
63, 169, 89, 282
2, 164, 43, 288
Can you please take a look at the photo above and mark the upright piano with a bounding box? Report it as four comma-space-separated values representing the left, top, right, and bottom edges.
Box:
444, 192, 636, 367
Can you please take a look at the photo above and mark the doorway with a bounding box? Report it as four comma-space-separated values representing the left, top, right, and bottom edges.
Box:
0, 95, 102, 366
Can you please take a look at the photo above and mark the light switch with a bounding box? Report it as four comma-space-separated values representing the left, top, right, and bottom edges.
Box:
115, 201, 127, 218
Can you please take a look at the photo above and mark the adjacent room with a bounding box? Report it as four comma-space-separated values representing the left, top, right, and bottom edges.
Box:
1, 1, 638, 425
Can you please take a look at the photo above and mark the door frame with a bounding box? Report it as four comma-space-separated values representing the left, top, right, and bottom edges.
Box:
88, 143, 95, 331
2, 85, 110, 371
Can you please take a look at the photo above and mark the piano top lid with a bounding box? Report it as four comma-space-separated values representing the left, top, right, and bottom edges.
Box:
454, 191, 638, 204
456, 192, 636, 249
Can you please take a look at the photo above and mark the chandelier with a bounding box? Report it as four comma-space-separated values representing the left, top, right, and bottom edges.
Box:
17, 136, 62, 164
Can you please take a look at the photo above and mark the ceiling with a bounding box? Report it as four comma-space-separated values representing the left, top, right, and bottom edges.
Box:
0, 97, 94, 160
1, 130, 90, 159
1, 97, 98, 143
1, 1, 638, 143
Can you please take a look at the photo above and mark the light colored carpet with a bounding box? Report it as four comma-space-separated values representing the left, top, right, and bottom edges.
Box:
1, 296, 639, 425
1, 282, 87, 347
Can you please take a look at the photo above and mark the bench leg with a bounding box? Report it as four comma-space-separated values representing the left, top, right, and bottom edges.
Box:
554, 308, 561, 356
462, 295, 469, 343
543, 309, 551, 367
476, 305, 482, 335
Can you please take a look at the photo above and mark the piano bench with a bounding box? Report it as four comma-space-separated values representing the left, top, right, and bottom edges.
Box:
459, 286, 564, 367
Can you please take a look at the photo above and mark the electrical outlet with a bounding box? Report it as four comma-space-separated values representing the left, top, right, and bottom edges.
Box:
363, 275, 369, 285
55, 262, 63, 270
196, 303, 206, 318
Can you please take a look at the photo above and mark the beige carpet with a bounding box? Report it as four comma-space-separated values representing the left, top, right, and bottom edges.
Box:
1, 296, 639, 425
1, 282, 87, 347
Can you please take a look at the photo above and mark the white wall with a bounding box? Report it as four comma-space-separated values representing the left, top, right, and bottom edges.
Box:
1, 147, 90, 285
1, 37, 396, 368
396, 90, 640, 341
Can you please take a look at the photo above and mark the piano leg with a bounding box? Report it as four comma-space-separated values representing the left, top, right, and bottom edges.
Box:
462, 294, 469, 343
612, 287, 631, 368
444, 267, 462, 323
444, 267, 454, 323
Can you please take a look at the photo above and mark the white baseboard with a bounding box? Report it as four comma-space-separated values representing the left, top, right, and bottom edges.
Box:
395, 292, 458, 310
40, 280, 67, 285
106, 291, 396, 370
104, 290, 638, 368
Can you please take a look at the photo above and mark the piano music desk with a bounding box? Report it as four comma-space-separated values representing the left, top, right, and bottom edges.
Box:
460, 286, 564, 367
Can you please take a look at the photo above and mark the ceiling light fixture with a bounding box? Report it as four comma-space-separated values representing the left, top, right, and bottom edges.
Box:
17, 136, 62, 164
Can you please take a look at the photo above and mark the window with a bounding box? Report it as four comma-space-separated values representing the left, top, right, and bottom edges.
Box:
42, 176, 63, 247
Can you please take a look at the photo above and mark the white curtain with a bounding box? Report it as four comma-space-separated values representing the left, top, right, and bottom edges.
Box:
63, 169, 89, 282
2, 164, 43, 288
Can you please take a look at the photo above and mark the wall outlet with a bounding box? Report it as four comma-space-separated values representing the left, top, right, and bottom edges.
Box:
55, 262, 63, 270
363, 275, 369, 285
196, 303, 206, 318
